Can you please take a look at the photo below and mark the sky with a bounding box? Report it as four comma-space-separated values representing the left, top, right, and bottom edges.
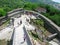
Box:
52, 0, 60, 3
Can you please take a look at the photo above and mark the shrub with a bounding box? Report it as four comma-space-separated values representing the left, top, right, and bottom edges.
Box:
49, 14, 60, 26
24, 2, 38, 10
0, 8, 6, 17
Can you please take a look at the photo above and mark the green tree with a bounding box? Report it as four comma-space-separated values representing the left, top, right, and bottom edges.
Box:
24, 2, 38, 10
49, 14, 60, 26
0, 8, 6, 17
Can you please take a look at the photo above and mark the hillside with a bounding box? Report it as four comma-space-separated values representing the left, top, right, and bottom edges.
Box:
0, 0, 60, 10
25, 0, 60, 10
0, 0, 24, 11
0, 0, 60, 26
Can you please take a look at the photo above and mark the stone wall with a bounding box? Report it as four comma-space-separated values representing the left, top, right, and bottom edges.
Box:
0, 8, 60, 38
25, 10, 60, 38
0, 16, 8, 26
0, 8, 23, 25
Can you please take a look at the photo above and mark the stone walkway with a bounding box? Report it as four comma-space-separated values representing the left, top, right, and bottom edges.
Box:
12, 15, 35, 45
13, 24, 28, 45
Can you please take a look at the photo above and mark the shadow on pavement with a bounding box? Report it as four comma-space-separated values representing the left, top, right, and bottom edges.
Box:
23, 26, 32, 45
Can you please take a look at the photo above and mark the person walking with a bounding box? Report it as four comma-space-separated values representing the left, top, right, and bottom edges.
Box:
24, 34, 26, 42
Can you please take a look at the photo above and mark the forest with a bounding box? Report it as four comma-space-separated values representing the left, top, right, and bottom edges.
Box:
0, 0, 60, 26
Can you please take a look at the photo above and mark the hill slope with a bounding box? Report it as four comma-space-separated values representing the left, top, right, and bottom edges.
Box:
0, 0, 60, 26
0, 0, 60, 9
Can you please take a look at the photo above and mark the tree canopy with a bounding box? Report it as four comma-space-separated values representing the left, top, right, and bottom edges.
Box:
0, 0, 60, 26
0, 8, 6, 17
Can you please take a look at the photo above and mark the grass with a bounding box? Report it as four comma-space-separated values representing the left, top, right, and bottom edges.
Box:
32, 19, 52, 36
0, 40, 12, 45
28, 31, 37, 40
29, 19, 52, 45
0, 40, 7, 45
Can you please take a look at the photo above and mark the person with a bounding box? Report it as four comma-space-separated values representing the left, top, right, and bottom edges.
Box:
12, 18, 14, 26
20, 20, 22, 24
24, 34, 26, 42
